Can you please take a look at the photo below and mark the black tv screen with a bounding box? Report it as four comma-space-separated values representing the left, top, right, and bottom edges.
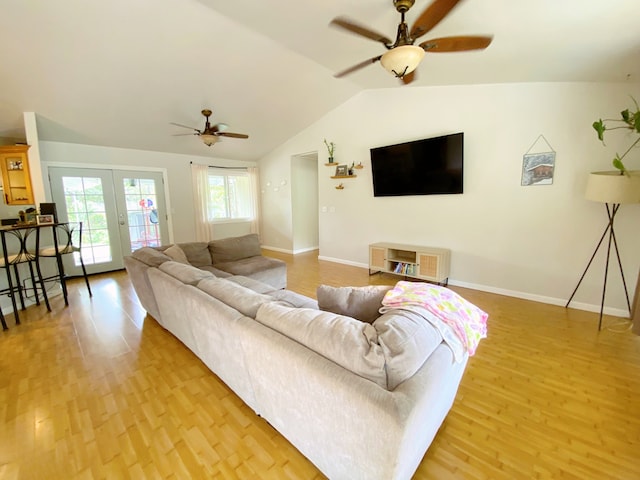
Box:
370, 132, 463, 197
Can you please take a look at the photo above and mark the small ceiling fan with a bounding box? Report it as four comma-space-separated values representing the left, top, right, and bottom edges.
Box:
171, 109, 249, 146
330, 0, 493, 84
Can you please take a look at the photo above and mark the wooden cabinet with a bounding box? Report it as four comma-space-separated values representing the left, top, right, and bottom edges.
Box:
0, 145, 34, 205
369, 242, 451, 285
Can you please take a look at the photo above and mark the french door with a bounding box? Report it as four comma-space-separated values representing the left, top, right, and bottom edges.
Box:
48, 167, 169, 275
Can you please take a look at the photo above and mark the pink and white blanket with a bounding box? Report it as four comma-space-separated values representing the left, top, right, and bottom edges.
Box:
379, 281, 488, 361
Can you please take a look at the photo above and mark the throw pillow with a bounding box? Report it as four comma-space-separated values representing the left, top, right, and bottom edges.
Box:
316, 285, 393, 323
164, 245, 190, 265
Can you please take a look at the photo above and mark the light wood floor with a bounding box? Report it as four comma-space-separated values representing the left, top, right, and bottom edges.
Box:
1, 250, 639, 479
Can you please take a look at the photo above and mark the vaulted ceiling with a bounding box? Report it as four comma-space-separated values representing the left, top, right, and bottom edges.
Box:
1, 0, 638, 161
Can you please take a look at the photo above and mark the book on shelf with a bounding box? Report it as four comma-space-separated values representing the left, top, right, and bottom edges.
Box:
393, 262, 416, 275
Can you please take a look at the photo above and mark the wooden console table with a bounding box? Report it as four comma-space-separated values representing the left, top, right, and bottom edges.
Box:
369, 242, 450, 285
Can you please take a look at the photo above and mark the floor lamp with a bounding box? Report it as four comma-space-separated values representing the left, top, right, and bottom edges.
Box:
566, 171, 640, 330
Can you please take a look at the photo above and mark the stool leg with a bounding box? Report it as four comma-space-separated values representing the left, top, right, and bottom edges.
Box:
55, 255, 69, 306
79, 256, 92, 296
34, 258, 51, 312
5, 265, 20, 325
0, 308, 7, 330
12, 264, 26, 311
27, 261, 40, 306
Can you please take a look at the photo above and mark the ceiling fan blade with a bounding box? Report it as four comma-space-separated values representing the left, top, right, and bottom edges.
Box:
172, 133, 200, 137
419, 35, 493, 52
170, 121, 200, 132
402, 70, 417, 85
410, 0, 462, 41
330, 17, 393, 45
217, 132, 249, 139
334, 55, 382, 78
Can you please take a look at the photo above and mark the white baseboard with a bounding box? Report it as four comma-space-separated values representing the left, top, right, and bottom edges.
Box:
262, 245, 319, 255
260, 245, 292, 254
318, 255, 367, 269
317, 256, 631, 318
448, 279, 629, 318
293, 246, 319, 255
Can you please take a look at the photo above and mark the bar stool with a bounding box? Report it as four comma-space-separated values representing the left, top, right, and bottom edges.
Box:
38, 222, 92, 304
0, 225, 51, 328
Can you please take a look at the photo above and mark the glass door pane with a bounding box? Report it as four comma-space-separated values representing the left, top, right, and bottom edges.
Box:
62, 175, 112, 265
113, 171, 169, 257
49, 167, 124, 274
123, 178, 161, 250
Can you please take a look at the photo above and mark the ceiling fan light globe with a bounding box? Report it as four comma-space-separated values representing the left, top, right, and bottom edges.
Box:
200, 134, 218, 146
380, 45, 425, 78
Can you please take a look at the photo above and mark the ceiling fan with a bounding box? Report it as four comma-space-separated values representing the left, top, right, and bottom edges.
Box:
171, 109, 249, 146
330, 0, 493, 84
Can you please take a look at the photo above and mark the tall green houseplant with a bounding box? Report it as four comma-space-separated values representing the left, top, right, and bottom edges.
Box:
592, 97, 640, 174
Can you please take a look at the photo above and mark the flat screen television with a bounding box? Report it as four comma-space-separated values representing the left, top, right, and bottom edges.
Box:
370, 132, 463, 197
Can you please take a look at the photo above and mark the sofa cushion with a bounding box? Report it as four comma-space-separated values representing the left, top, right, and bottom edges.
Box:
227, 275, 277, 294
209, 233, 262, 264
131, 246, 172, 267
199, 265, 232, 278
198, 277, 274, 318
255, 302, 386, 388
373, 310, 443, 390
317, 285, 393, 324
177, 242, 212, 267
159, 261, 214, 285
269, 289, 319, 309
215, 256, 287, 290
164, 245, 190, 264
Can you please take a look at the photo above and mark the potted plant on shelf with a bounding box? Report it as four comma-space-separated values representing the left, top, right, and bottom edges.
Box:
324, 139, 336, 164
587, 97, 640, 204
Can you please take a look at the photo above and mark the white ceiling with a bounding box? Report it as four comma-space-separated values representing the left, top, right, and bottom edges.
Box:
1, 0, 639, 162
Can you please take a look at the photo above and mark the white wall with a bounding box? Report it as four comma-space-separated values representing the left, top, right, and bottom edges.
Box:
38, 141, 256, 242
259, 82, 640, 315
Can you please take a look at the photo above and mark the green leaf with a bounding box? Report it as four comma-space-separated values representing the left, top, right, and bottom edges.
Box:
621, 108, 630, 122
635, 112, 640, 133
593, 119, 605, 141
612, 156, 626, 172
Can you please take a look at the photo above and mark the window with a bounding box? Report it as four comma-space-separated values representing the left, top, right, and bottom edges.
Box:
207, 169, 252, 222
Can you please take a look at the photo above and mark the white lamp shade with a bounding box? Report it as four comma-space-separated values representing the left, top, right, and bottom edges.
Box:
200, 134, 218, 146
380, 45, 425, 77
585, 170, 640, 204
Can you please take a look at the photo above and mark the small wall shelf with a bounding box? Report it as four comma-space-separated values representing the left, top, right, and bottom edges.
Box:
331, 175, 357, 179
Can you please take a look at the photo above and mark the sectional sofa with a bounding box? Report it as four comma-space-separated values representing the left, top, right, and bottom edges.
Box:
124, 235, 477, 479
